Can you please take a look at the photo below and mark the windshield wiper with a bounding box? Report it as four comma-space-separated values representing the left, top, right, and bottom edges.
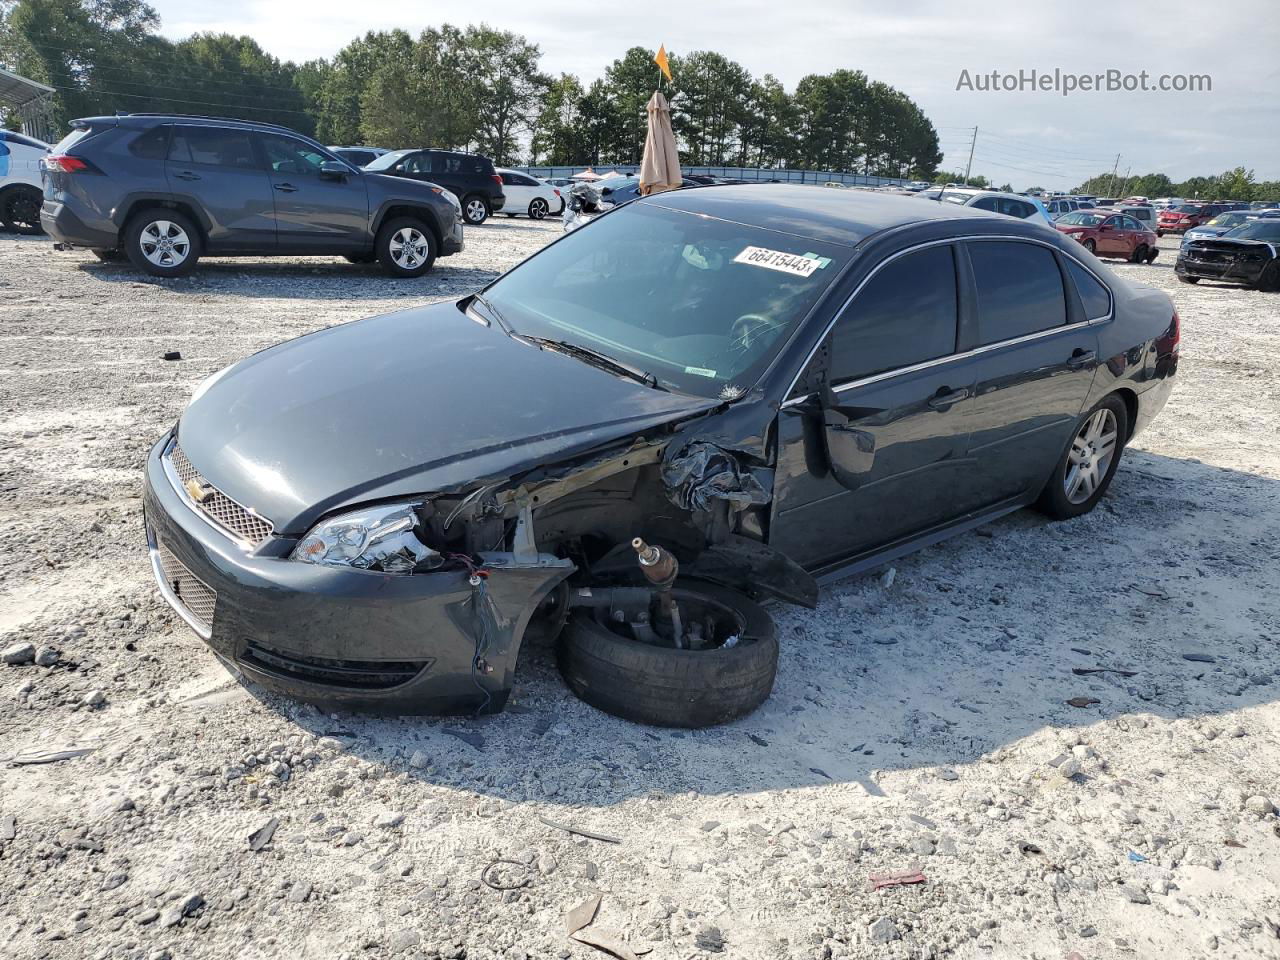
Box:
523, 336, 665, 390
470, 292, 520, 339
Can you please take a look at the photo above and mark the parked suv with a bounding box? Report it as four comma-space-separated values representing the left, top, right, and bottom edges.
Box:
364, 149, 505, 225
40, 115, 463, 278
1157, 202, 1231, 234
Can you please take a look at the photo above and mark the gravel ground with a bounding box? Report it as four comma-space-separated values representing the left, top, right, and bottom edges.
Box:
1, 221, 1279, 960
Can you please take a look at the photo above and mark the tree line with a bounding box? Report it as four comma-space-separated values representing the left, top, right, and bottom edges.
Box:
1, 0, 942, 177
1071, 167, 1279, 202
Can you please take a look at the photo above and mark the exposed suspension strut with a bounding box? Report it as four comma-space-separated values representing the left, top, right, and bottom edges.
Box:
633, 537, 683, 648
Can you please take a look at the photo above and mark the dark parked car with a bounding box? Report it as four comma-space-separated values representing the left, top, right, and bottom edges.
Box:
1055, 210, 1160, 262
364, 148, 505, 225
143, 186, 1178, 727
1175, 218, 1280, 289
40, 115, 463, 277
597, 175, 700, 206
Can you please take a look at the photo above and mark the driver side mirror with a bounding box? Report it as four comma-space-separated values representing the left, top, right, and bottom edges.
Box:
320, 160, 350, 180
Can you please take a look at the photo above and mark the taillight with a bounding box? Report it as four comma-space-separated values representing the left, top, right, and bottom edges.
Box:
45, 154, 89, 173
491, 174, 503, 188
1156, 311, 1181, 357
553, 188, 561, 197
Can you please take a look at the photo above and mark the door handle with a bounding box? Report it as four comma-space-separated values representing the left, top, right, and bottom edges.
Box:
173, 171, 201, 181
274, 183, 298, 193
1067, 349, 1097, 370
927, 387, 969, 410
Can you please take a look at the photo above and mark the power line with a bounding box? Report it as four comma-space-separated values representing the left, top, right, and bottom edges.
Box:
43, 83, 315, 118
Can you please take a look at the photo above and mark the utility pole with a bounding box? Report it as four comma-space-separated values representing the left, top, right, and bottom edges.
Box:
963, 126, 977, 186
1107, 153, 1121, 197
1117, 165, 1131, 198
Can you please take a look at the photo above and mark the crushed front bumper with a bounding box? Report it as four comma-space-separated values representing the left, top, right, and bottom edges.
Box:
142, 433, 567, 714
1174, 255, 1264, 285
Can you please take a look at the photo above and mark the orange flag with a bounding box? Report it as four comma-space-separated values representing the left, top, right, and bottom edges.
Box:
654, 45, 672, 83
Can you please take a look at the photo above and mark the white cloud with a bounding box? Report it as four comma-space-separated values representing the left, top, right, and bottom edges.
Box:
148, 0, 1279, 188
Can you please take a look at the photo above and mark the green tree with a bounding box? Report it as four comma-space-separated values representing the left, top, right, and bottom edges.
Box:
462, 25, 547, 164
530, 73, 585, 165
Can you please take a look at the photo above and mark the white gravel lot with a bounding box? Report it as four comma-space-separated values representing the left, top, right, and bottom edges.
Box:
1, 219, 1279, 960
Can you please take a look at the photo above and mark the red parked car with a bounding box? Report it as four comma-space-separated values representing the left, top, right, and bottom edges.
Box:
1157, 202, 1231, 234
1055, 211, 1160, 262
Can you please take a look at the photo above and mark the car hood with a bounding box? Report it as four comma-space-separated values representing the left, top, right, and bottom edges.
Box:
178, 301, 719, 534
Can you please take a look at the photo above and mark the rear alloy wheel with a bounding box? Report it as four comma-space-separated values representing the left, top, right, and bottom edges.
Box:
125, 209, 201, 277
1036, 395, 1128, 520
2, 186, 43, 234
528, 198, 549, 220
1082, 238, 1096, 254
558, 580, 778, 728
462, 195, 490, 225
375, 217, 436, 277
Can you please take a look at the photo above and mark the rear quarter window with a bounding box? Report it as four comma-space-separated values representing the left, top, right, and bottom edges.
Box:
1066, 260, 1111, 320
969, 241, 1068, 345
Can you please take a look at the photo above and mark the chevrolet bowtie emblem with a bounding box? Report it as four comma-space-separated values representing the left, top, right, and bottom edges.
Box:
184, 478, 214, 503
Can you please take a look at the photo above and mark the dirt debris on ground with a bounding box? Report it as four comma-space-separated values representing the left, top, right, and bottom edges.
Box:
1, 223, 1279, 960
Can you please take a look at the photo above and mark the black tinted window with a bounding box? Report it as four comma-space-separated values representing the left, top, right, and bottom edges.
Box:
831, 246, 958, 382
971, 196, 999, 211
168, 127, 256, 168
437, 152, 485, 175
1066, 260, 1110, 320
129, 126, 170, 160
970, 241, 1067, 344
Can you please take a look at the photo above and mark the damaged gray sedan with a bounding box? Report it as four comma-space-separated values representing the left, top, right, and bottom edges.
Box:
143, 185, 1178, 726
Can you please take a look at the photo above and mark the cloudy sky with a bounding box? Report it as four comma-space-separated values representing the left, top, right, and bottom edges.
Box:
149, 0, 1279, 189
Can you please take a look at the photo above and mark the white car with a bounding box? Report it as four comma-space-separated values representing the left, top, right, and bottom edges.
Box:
1151, 197, 1185, 211
0, 129, 49, 233
936, 188, 1057, 227
496, 169, 564, 219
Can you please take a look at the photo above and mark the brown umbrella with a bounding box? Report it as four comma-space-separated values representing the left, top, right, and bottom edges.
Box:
639, 91, 681, 196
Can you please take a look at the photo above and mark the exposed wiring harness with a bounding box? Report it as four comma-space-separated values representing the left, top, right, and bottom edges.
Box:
447, 552, 496, 717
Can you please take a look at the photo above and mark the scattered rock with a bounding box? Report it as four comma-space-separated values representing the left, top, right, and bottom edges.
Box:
33, 646, 59, 667
376, 811, 406, 829
1243, 796, 1275, 818
1118, 884, 1150, 904
287, 882, 313, 903
80, 689, 106, 709
387, 928, 421, 953
868, 917, 901, 943
2, 643, 35, 665
409, 749, 430, 769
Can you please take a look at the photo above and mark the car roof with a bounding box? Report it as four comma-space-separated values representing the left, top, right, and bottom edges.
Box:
637, 184, 1028, 247
74, 113, 300, 136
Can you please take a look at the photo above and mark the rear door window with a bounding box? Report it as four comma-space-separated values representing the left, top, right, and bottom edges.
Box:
969, 241, 1068, 345
830, 245, 958, 382
129, 126, 171, 160
168, 127, 257, 168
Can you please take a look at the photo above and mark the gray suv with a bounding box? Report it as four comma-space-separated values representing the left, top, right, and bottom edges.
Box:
40, 115, 464, 278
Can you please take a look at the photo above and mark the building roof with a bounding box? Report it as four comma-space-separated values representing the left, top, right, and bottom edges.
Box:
0, 66, 54, 110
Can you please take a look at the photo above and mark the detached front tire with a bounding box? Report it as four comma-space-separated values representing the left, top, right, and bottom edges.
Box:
124, 209, 201, 277
558, 580, 778, 728
375, 217, 436, 277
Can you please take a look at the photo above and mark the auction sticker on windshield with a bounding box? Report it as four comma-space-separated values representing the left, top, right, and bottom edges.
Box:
733, 246, 825, 277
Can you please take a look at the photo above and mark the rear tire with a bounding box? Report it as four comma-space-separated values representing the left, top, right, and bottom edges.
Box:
1082, 238, 1096, 254
462, 195, 490, 225
1, 186, 44, 234
375, 217, 436, 277
124, 208, 201, 277
1036, 394, 1128, 521
529, 198, 549, 220
558, 580, 778, 728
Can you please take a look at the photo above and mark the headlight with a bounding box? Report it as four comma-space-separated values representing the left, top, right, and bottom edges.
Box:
292, 502, 442, 574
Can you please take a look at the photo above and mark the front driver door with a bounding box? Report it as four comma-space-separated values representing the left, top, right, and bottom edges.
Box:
257, 134, 368, 250
770, 243, 976, 571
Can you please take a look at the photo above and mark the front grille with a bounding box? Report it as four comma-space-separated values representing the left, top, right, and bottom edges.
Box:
155, 543, 217, 631
168, 442, 273, 547
240, 640, 431, 690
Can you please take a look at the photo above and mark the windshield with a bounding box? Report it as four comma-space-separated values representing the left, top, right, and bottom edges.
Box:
1058, 212, 1105, 226
480, 202, 848, 398
364, 150, 410, 171
1224, 221, 1280, 241
1207, 213, 1246, 227
939, 191, 974, 205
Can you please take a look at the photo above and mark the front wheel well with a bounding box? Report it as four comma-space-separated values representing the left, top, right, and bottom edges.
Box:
375, 205, 442, 251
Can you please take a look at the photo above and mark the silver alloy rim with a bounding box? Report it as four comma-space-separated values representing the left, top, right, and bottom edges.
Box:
1064, 408, 1118, 504
388, 227, 429, 269
466, 199, 487, 222
530, 199, 546, 219
140, 220, 190, 268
